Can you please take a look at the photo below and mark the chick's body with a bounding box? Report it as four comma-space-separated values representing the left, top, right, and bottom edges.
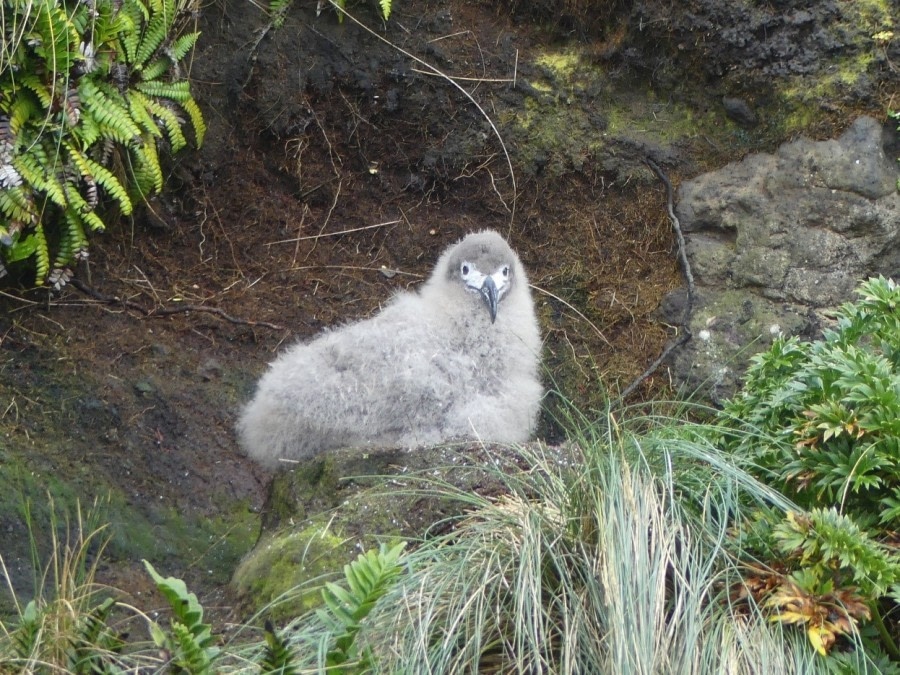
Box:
238, 231, 542, 468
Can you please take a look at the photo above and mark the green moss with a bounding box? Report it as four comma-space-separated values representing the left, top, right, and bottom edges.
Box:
534, 50, 582, 78
231, 519, 350, 620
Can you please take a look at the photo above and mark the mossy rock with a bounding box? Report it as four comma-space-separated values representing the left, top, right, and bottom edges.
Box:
230, 442, 560, 619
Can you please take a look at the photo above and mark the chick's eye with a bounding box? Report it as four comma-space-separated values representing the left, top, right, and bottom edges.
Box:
461, 263, 470, 276
502, 266, 510, 278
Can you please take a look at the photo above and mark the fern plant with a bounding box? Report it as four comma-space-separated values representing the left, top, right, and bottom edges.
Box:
143, 559, 221, 673
0, 0, 205, 286
315, 541, 406, 671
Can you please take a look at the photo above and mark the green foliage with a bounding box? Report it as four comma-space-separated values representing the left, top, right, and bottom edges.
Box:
0, 495, 128, 672
144, 559, 221, 673
723, 276, 900, 528
722, 276, 900, 660
315, 541, 406, 671
260, 619, 300, 674
0, 0, 205, 286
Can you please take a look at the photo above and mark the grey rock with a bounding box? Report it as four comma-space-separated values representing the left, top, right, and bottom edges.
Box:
663, 116, 899, 403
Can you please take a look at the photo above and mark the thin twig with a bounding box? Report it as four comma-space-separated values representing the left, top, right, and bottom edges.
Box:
268, 219, 400, 245
68, 279, 284, 331
618, 159, 695, 401
410, 68, 515, 83
530, 284, 611, 348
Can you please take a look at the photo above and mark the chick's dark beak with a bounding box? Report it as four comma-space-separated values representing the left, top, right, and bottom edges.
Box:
480, 276, 499, 323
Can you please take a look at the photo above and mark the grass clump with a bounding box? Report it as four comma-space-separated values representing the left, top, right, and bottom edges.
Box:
284, 414, 818, 674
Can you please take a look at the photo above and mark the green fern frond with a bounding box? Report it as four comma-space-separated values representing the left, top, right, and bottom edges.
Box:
135, 79, 191, 102
143, 560, 221, 672
17, 74, 54, 110
13, 152, 67, 209
0, 187, 37, 223
66, 190, 107, 231
179, 96, 205, 146
140, 57, 172, 82
8, 94, 40, 135
318, 542, 406, 668
379, 0, 391, 21
261, 620, 299, 675
118, 0, 146, 63
66, 597, 124, 673
32, 0, 79, 74
126, 90, 164, 138
76, 107, 102, 146
144, 99, 187, 152
64, 141, 133, 215
53, 211, 79, 268
33, 222, 50, 283
129, 136, 163, 197
79, 79, 142, 144
171, 31, 200, 61
134, 0, 176, 66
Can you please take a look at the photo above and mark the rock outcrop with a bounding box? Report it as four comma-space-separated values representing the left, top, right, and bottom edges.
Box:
661, 116, 899, 402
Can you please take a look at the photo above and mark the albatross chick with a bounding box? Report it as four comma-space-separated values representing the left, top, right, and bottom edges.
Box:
238, 230, 542, 467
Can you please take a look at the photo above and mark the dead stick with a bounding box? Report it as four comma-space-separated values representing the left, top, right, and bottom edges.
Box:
618, 159, 695, 401
69, 279, 284, 331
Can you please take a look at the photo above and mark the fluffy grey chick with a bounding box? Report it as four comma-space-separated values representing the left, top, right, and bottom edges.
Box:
238, 230, 542, 468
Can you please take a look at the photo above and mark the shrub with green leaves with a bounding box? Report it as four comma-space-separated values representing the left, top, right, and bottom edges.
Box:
0, 0, 205, 286
723, 276, 899, 528
722, 276, 900, 661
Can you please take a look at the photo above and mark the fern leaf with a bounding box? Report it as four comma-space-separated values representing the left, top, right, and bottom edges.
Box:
13, 153, 67, 209
171, 31, 201, 61
17, 74, 54, 111
8, 94, 40, 135
135, 79, 192, 102
118, 0, 146, 63
0, 187, 37, 223
75, 107, 102, 146
180, 96, 206, 146
140, 56, 172, 82
63, 188, 107, 232
126, 89, 164, 138
134, 0, 176, 66
261, 620, 299, 675
131, 139, 163, 196
64, 142, 133, 215
79, 79, 142, 144
32, 0, 79, 74
379, 0, 391, 21
143, 98, 187, 152
33, 223, 50, 284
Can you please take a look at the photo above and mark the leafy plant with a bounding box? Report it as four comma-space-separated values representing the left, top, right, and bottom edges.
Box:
315, 541, 406, 672
723, 276, 900, 528
735, 508, 899, 658
144, 559, 221, 673
330, 414, 829, 673
722, 276, 900, 660
0, 495, 129, 672
0, 0, 205, 286
260, 619, 300, 674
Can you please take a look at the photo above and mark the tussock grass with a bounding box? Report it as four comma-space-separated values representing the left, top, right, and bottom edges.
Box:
345, 406, 823, 673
